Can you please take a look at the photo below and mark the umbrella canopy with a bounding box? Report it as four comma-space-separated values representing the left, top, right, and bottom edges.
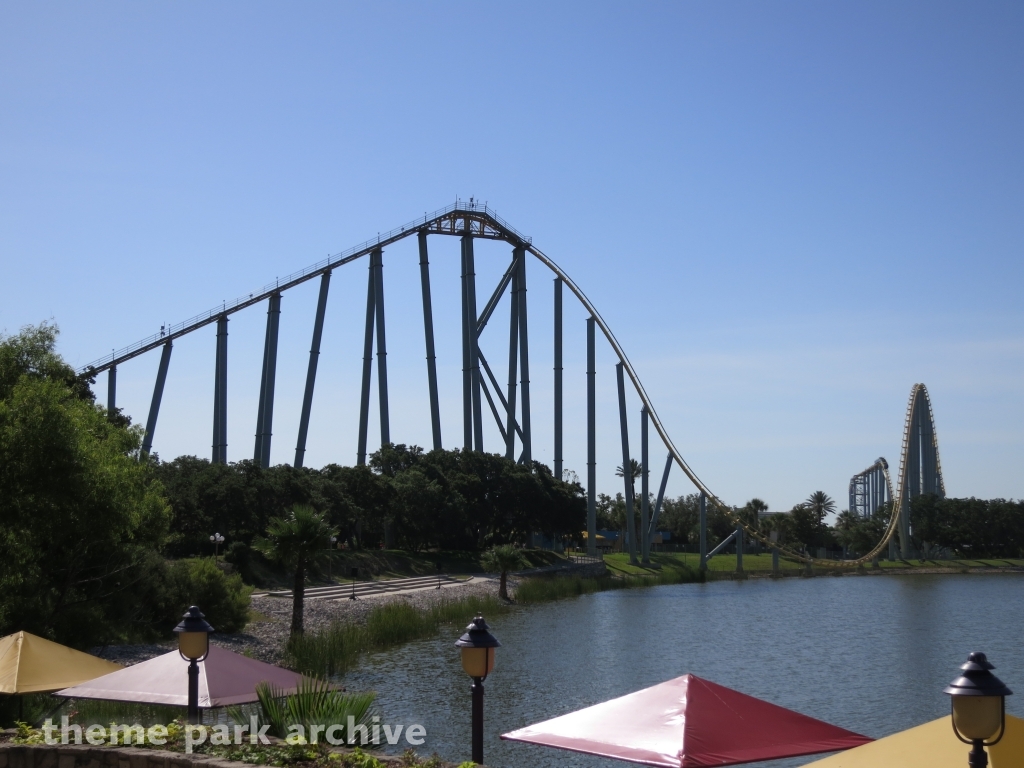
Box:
56, 645, 305, 708
0, 631, 122, 694
502, 674, 871, 768
800, 714, 1024, 768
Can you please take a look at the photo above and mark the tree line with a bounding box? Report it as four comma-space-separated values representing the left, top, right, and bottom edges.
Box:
0, 323, 584, 648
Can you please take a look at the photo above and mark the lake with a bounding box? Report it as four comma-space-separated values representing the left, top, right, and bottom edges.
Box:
342, 573, 1024, 767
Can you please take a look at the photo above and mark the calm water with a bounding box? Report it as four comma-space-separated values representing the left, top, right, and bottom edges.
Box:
342, 574, 1024, 767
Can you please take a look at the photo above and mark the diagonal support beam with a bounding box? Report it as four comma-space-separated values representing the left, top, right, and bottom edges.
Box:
476, 256, 518, 336
706, 529, 738, 561
142, 341, 173, 455
295, 271, 330, 468
648, 452, 673, 537
479, 350, 524, 442
479, 375, 508, 443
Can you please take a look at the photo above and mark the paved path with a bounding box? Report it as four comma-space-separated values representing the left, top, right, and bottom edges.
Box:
252, 574, 492, 601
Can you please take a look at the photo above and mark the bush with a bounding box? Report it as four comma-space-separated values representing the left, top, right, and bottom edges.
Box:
169, 558, 251, 633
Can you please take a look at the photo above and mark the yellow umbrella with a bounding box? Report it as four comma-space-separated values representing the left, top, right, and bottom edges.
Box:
0, 631, 122, 694
802, 714, 1024, 768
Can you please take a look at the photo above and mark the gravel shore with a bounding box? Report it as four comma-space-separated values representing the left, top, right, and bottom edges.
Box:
94, 576, 506, 667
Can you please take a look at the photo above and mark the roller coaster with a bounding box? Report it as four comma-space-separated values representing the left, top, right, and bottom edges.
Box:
81, 200, 944, 568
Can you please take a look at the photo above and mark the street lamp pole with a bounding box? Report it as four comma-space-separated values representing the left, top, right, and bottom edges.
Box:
209, 533, 224, 560
329, 536, 337, 581
945, 652, 1013, 768
173, 606, 215, 725
455, 615, 501, 765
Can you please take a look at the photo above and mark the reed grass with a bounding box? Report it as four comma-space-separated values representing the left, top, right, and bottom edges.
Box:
286, 593, 509, 678
514, 564, 699, 604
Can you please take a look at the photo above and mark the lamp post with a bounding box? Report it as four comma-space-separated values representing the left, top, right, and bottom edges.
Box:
174, 605, 214, 725
329, 536, 337, 581
455, 615, 501, 766
945, 652, 1013, 768
209, 532, 224, 560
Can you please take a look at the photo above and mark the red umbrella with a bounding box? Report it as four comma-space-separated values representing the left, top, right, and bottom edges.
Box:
56, 645, 305, 708
502, 674, 871, 767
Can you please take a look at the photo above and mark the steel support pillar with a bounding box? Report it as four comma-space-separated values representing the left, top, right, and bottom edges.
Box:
616, 363, 638, 564
213, 315, 228, 463
295, 271, 330, 468
463, 235, 482, 451
418, 232, 442, 451
357, 261, 375, 465
254, 292, 281, 468
553, 277, 563, 479
649, 452, 672, 537
516, 249, 532, 463
586, 318, 596, 556
699, 491, 707, 572
640, 406, 650, 564
372, 248, 390, 447
460, 237, 473, 451
505, 255, 520, 461
142, 341, 172, 455
735, 524, 744, 573
107, 367, 116, 419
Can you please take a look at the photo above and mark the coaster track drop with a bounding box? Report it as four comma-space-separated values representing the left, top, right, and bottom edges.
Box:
80, 202, 945, 567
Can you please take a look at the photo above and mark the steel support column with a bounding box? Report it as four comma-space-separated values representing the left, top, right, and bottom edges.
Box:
357, 261, 375, 465
616, 363, 638, 564
505, 255, 520, 461
418, 232, 442, 451
735, 524, 744, 573
213, 315, 228, 463
107, 367, 116, 419
649, 452, 672, 537
553, 277, 563, 479
294, 271, 330, 468
517, 249, 532, 463
463, 235, 482, 452
460, 237, 473, 450
142, 341, 172, 455
254, 293, 281, 468
372, 248, 390, 447
699, 492, 707, 572
640, 406, 650, 564
586, 318, 596, 556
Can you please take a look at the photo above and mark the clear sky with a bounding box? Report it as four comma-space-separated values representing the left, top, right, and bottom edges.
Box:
2, 1, 1022, 515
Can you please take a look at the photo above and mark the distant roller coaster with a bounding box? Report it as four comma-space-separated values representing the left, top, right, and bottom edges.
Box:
847, 383, 945, 561
81, 201, 941, 568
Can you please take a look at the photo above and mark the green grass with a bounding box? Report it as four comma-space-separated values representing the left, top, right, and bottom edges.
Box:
515, 557, 699, 604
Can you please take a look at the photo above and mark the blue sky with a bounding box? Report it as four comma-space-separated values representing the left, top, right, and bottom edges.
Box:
2, 1, 1021, 513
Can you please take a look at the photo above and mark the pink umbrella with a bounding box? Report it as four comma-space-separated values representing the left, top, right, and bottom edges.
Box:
56, 645, 305, 708
502, 674, 871, 767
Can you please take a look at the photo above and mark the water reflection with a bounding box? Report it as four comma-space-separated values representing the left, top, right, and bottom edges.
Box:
342, 574, 1024, 768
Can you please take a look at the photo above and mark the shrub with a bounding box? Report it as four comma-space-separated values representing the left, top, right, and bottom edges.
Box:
169, 558, 252, 632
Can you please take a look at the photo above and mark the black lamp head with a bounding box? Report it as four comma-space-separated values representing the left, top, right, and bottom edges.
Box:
173, 605, 215, 636
944, 652, 1013, 698
455, 615, 501, 650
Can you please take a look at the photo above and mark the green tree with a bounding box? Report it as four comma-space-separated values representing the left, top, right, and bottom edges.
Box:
805, 491, 837, 525
0, 324, 171, 647
480, 544, 526, 601
254, 505, 337, 636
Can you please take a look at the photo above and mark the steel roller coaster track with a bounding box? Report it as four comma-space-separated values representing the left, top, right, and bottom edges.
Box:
80, 202, 943, 567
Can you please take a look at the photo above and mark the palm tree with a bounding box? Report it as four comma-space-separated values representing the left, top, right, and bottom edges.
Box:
805, 491, 837, 525
615, 458, 642, 496
480, 544, 526, 601
254, 505, 338, 636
